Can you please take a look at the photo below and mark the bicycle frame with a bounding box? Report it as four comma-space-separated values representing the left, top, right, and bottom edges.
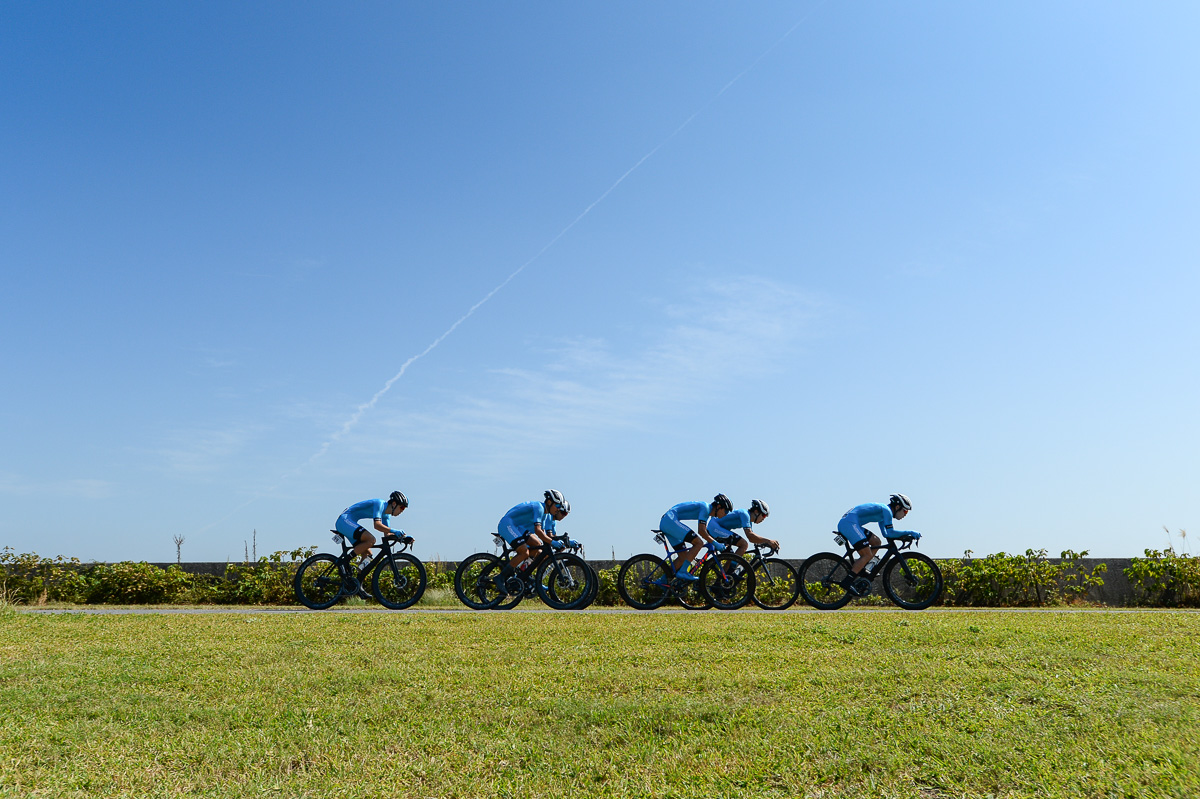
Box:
830, 532, 920, 582
491, 531, 583, 597
651, 532, 724, 591
333, 533, 414, 591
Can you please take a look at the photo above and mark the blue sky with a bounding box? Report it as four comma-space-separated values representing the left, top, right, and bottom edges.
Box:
2, 1, 1197, 563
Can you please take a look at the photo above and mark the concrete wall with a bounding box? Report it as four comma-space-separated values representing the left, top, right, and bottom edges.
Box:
149, 556, 1137, 605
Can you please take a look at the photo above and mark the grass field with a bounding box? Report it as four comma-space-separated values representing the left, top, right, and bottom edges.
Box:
1, 609, 1197, 798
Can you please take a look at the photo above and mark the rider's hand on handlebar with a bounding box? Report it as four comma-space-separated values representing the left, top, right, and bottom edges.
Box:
710, 540, 727, 553
551, 540, 565, 551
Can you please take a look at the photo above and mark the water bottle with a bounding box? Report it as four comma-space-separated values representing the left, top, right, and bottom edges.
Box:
866, 554, 881, 573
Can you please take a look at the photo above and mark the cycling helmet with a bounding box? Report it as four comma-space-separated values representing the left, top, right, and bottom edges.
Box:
544, 489, 569, 512
389, 490, 409, 508
712, 493, 733, 513
888, 493, 912, 511
750, 499, 770, 518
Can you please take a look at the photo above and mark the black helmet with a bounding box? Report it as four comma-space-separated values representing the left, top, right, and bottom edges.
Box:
750, 498, 770, 518
712, 493, 733, 513
889, 493, 912, 511
389, 490, 409, 508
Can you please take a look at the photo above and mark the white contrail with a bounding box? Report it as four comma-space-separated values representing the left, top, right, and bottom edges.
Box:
192, 5, 825, 534
306, 3, 826, 454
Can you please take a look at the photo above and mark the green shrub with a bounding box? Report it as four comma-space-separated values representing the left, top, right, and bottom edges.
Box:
81, 562, 194, 604
940, 549, 1104, 607
593, 566, 623, 606
0, 548, 85, 604
1125, 548, 1200, 607
205, 548, 315, 605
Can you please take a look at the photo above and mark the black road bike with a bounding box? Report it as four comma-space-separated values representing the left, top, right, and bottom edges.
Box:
798, 532, 942, 610
454, 532, 593, 610
617, 532, 754, 610
294, 532, 427, 610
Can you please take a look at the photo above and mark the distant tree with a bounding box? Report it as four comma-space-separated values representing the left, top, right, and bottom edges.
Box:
173, 534, 185, 564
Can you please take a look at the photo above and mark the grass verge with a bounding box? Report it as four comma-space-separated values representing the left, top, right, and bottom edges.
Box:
1, 611, 1197, 798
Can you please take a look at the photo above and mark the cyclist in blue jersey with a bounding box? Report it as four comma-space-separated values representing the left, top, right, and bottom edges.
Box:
335, 491, 411, 564
837, 493, 919, 596
708, 499, 779, 556
659, 494, 734, 581
493, 489, 571, 588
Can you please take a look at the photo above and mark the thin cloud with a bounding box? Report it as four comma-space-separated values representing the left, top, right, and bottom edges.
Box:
0, 474, 115, 500
364, 275, 822, 472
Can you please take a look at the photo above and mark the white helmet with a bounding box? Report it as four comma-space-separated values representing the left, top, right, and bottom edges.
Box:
750, 499, 770, 518
544, 489, 569, 513
889, 493, 912, 511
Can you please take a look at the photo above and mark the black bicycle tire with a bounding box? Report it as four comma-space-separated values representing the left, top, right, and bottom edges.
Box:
699, 553, 756, 610
798, 552, 855, 610
536, 553, 591, 609
371, 553, 427, 610
294, 553, 346, 610
750, 557, 800, 610
453, 552, 504, 610
881, 552, 944, 610
617, 554, 671, 610
577, 563, 599, 609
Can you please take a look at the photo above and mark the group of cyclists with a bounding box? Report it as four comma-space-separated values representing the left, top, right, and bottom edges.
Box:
334, 489, 920, 600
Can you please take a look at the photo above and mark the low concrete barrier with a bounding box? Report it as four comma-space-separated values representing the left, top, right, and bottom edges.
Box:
144, 556, 1136, 605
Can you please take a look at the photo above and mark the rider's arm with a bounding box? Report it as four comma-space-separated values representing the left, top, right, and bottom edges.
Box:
696, 520, 715, 542
745, 528, 778, 548
373, 518, 395, 536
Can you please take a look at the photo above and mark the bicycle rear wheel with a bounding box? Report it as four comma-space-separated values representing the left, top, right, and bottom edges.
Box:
536, 553, 591, 609
675, 575, 713, 610
751, 557, 800, 610
454, 553, 504, 610
798, 552, 854, 610
294, 553, 347, 610
617, 554, 671, 610
372, 553, 427, 610
882, 552, 943, 610
699, 554, 756, 610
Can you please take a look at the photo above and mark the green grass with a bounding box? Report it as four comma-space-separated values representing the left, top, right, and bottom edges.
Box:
1, 611, 1197, 798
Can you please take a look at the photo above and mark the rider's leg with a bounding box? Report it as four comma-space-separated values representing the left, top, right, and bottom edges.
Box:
850, 534, 881, 574
733, 535, 749, 556
677, 535, 706, 575
353, 529, 376, 562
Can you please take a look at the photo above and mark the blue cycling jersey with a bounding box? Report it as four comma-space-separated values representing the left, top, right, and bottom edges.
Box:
335, 498, 391, 541
497, 501, 546, 543
667, 501, 712, 523
711, 509, 751, 538
837, 503, 915, 545
541, 513, 557, 534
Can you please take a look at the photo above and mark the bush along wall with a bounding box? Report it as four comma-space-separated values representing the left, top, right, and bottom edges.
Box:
1124, 548, 1200, 607
938, 549, 1108, 607
0, 546, 316, 606
11, 545, 1197, 609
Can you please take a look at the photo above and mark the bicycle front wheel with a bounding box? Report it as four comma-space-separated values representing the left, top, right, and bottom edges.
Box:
372, 553, 427, 610
294, 553, 347, 610
454, 553, 504, 610
536, 553, 592, 609
699, 554, 756, 610
581, 563, 600, 608
882, 552, 943, 610
751, 557, 800, 610
617, 554, 670, 610
798, 552, 854, 610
